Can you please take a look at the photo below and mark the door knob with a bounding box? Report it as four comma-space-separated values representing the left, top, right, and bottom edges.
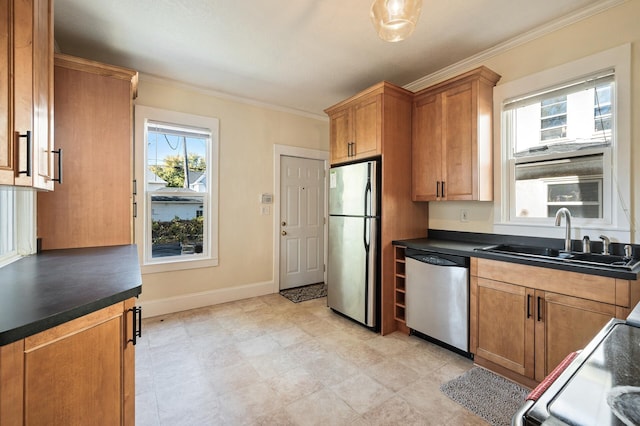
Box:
281, 230, 287, 236
281, 221, 287, 226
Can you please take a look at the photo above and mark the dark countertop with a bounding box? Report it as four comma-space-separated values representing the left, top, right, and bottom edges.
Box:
394, 230, 639, 280
0, 245, 142, 346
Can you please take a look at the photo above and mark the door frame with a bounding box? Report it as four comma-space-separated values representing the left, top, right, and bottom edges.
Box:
273, 144, 329, 293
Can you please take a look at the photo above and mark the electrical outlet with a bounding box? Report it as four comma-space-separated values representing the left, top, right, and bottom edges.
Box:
460, 209, 469, 222
261, 206, 270, 215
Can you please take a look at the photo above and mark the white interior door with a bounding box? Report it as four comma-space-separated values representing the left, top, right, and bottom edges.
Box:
279, 156, 325, 290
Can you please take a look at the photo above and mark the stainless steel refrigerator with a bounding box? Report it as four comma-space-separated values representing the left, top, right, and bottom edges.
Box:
327, 160, 379, 328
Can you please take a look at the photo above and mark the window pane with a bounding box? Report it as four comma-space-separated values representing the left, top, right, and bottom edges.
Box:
0, 187, 16, 257
151, 194, 205, 258
147, 130, 207, 191
541, 102, 567, 117
541, 127, 566, 141
594, 84, 612, 134
515, 154, 603, 219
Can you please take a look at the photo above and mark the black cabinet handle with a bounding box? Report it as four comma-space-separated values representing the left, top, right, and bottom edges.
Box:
128, 306, 142, 345
17, 131, 32, 177
527, 294, 532, 318
52, 148, 63, 184
442, 181, 446, 198
537, 296, 543, 322
436, 181, 440, 198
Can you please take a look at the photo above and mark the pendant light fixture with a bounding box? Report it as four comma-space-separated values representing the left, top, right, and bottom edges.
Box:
370, 0, 423, 42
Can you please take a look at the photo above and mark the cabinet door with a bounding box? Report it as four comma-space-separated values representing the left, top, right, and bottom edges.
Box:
0, 2, 13, 184
352, 94, 380, 159
0, 300, 136, 426
442, 82, 474, 200
0, 0, 53, 189
535, 291, 615, 382
329, 107, 351, 164
37, 58, 134, 250
29, 0, 54, 191
475, 277, 535, 378
412, 92, 442, 201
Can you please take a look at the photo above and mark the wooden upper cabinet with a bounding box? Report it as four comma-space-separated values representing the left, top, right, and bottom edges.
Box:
412, 92, 442, 200
37, 55, 138, 250
0, 0, 54, 190
325, 82, 409, 165
412, 66, 500, 201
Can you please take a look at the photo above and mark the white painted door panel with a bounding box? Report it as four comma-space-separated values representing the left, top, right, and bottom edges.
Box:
280, 156, 325, 290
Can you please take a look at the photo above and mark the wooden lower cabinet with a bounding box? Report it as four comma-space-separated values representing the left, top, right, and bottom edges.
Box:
471, 258, 634, 387
474, 277, 534, 379
0, 299, 136, 425
535, 291, 613, 382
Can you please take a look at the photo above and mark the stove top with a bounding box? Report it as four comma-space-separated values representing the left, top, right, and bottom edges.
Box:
525, 320, 640, 425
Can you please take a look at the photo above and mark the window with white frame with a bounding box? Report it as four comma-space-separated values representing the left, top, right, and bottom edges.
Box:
136, 106, 219, 271
494, 44, 631, 240
506, 70, 613, 220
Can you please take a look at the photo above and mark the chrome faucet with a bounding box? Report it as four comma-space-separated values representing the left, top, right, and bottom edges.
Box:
599, 235, 611, 255
555, 208, 572, 252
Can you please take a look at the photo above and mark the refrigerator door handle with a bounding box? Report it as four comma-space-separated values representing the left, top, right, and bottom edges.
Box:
364, 177, 372, 217
363, 216, 371, 325
363, 179, 371, 251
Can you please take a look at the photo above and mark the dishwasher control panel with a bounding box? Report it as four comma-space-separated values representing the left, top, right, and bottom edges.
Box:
411, 255, 456, 266
405, 248, 469, 268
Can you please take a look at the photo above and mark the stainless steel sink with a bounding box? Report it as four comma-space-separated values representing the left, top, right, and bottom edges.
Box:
476, 244, 640, 270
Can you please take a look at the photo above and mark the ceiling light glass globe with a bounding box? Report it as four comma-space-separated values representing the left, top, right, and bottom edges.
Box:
370, 0, 423, 42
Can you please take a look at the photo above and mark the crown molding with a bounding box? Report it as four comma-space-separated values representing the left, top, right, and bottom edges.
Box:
404, 0, 626, 92
138, 74, 328, 122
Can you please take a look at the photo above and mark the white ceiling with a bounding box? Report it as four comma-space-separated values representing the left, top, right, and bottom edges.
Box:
54, 0, 610, 117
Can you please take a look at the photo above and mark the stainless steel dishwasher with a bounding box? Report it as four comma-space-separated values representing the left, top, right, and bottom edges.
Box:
405, 248, 470, 355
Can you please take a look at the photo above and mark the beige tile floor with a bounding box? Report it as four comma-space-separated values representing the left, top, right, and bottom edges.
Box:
135, 294, 489, 425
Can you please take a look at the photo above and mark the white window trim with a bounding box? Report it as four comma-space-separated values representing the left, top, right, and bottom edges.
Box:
493, 44, 631, 242
135, 105, 219, 274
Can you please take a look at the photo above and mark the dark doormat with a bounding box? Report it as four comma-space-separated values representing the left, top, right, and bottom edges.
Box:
440, 367, 530, 426
280, 282, 327, 303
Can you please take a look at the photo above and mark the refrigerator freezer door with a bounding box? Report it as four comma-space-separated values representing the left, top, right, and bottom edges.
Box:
329, 161, 378, 217
327, 215, 377, 327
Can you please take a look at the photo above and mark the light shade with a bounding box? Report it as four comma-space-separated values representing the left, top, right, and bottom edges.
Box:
370, 0, 423, 42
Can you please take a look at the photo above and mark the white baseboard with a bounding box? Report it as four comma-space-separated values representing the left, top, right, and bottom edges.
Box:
139, 280, 275, 318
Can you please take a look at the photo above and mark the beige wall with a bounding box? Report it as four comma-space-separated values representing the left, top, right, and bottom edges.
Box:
137, 1, 640, 313
135, 78, 329, 310
427, 0, 640, 242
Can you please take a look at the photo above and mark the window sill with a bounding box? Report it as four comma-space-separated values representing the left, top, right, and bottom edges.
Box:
141, 256, 219, 274
0, 253, 22, 269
